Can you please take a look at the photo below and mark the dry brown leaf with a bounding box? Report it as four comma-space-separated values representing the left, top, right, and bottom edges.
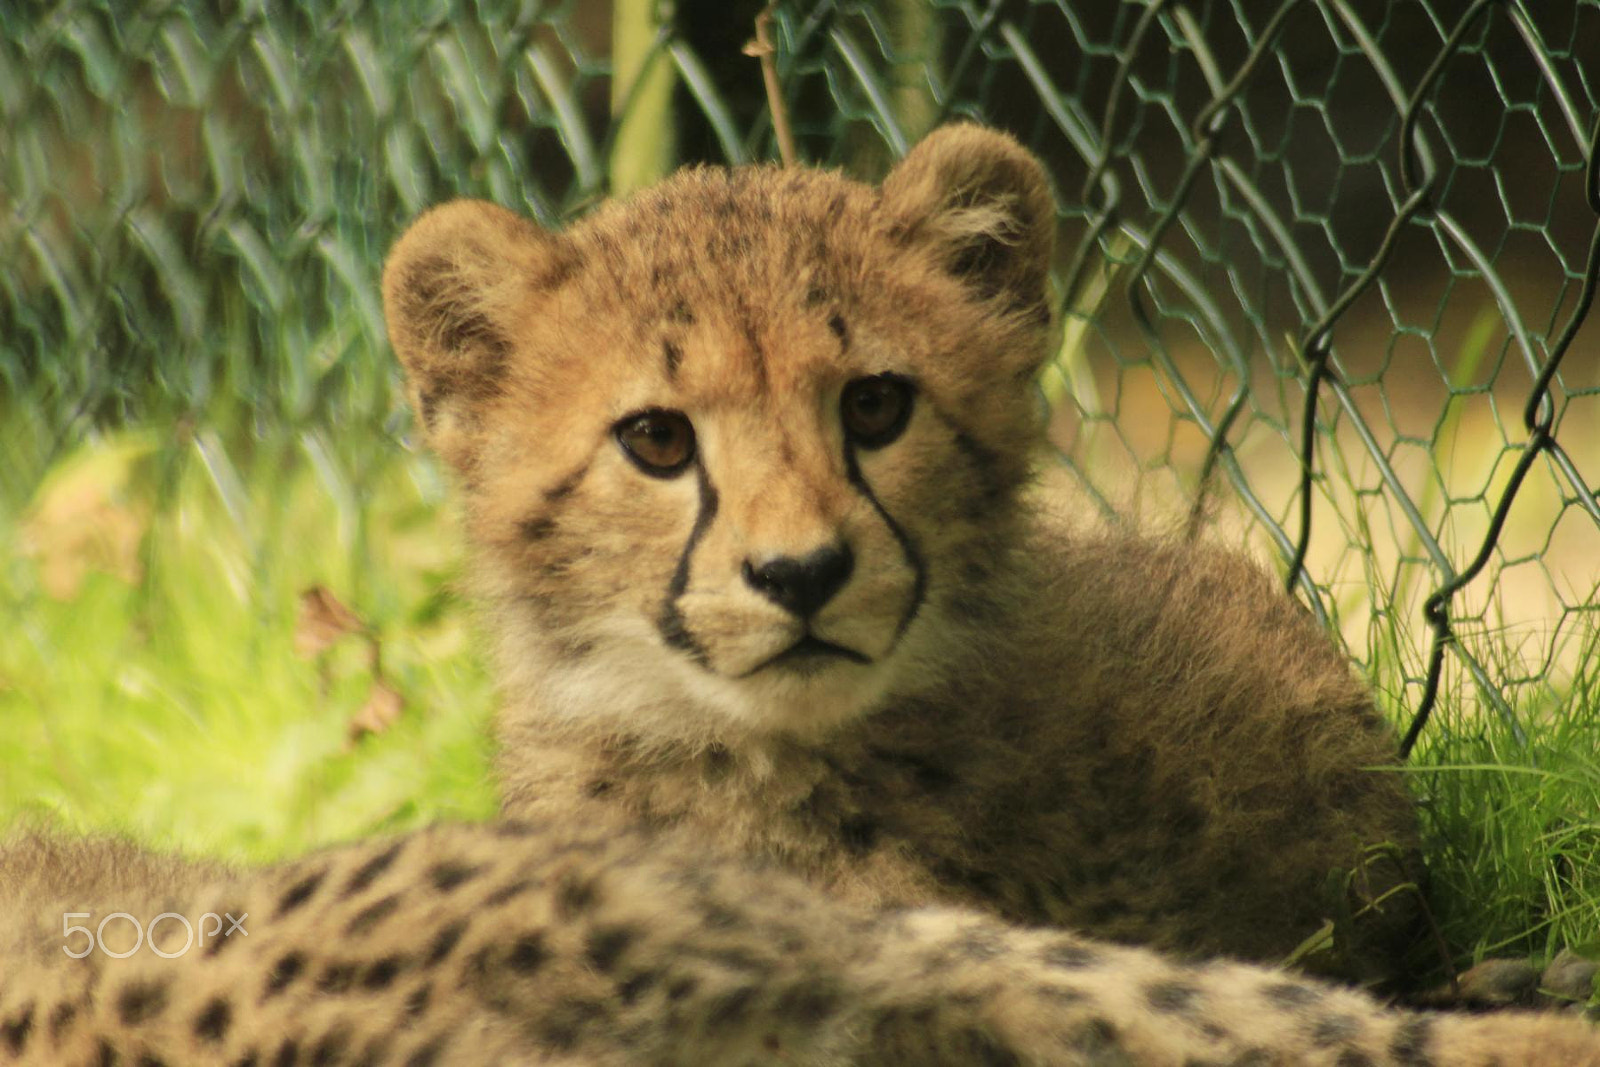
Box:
347, 680, 404, 743
294, 585, 366, 658
20, 444, 151, 600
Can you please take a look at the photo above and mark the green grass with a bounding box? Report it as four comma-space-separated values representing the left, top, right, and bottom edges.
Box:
0, 420, 497, 864
1, 404, 1597, 974
1398, 629, 1600, 964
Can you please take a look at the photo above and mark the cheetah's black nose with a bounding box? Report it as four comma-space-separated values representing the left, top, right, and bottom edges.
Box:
743, 545, 854, 618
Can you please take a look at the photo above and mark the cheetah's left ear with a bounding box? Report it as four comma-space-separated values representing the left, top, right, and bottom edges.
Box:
880, 124, 1056, 322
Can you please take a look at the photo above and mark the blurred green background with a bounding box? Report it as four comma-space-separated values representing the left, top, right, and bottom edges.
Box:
3, 0, 1599, 968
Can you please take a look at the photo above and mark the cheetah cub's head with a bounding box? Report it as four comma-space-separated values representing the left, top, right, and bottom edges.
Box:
383, 125, 1056, 742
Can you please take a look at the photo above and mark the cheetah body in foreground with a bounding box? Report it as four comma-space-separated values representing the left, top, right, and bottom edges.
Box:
6, 825, 1600, 1066
4, 125, 1599, 1065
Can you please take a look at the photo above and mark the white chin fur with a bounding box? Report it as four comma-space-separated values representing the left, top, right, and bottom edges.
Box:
494, 612, 951, 746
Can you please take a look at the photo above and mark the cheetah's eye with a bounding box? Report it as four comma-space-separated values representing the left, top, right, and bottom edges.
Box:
615, 410, 696, 477
841, 375, 914, 449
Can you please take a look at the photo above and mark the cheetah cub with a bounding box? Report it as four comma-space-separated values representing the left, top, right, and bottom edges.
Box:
384, 124, 1424, 983
7, 125, 1598, 1067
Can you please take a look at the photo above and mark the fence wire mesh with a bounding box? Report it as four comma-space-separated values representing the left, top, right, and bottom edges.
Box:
3, 0, 1598, 753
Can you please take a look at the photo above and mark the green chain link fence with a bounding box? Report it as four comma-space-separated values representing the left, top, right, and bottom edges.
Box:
3, 0, 1597, 759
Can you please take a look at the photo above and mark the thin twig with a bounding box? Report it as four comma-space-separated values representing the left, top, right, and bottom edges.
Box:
744, 3, 796, 165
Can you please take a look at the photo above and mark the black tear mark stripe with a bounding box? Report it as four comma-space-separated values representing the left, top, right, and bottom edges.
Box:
655, 463, 719, 665
843, 445, 926, 644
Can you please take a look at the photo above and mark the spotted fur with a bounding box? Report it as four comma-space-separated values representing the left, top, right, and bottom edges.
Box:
5, 825, 1600, 1066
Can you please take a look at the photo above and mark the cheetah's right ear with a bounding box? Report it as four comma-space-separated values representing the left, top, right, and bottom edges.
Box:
382, 200, 573, 468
